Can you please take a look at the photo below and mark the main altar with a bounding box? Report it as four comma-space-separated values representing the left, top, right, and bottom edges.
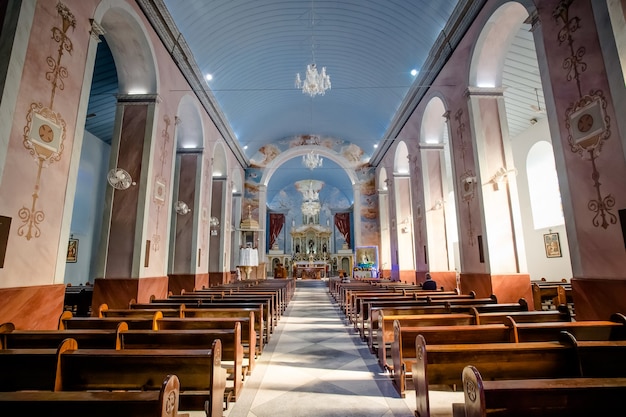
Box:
267, 179, 353, 278
291, 224, 331, 279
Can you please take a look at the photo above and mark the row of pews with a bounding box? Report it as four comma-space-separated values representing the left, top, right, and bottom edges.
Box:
329, 277, 626, 417
0, 278, 295, 417
531, 278, 573, 313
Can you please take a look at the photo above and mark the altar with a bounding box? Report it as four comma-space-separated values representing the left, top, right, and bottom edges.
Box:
293, 261, 328, 279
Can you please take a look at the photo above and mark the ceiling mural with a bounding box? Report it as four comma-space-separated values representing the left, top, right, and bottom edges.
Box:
249, 134, 369, 169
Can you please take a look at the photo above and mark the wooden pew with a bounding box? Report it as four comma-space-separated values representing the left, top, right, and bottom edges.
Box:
0, 373, 189, 417
100, 303, 184, 318
59, 310, 161, 331
346, 288, 462, 325
0, 339, 190, 417
156, 314, 257, 374
58, 339, 226, 417
0, 344, 64, 392
378, 312, 477, 371
457, 334, 626, 417
136, 301, 270, 347
63, 284, 93, 317
458, 365, 626, 417
511, 313, 626, 342
119, 325, 244, 402
363, 304, 450, 352
1, 321, 125, 349
408, 316, 626, 416
159, 295, 277, 335
412, 335, 578, 417
531, 280, 572, 311
473, 304, 571, 325
181, 307, 264, 355
364, 298, 524, 354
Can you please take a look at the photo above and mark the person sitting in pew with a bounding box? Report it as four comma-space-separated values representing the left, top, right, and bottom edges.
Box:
422, 273, 437, 290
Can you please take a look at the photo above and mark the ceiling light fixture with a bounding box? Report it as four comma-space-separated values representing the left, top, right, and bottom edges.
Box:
302, 150, 323, 170
295, 0, 330, 97
296, 64, 331, 97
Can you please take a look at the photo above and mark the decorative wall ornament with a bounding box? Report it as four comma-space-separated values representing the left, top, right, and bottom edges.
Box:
455, 109, 476, 246
47, 2, 76, 109
554, 0, 616, 229
152, 115, 173, 252
18, 3, 75, 240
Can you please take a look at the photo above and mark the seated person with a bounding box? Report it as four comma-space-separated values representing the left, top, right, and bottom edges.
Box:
422, 273, 438, 290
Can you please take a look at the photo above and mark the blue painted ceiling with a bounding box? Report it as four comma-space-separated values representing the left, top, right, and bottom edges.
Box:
85, 1, 480, 205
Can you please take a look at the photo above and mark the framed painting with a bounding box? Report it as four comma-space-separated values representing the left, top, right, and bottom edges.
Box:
543, 232, 561, 258
67, 238, 79, 263
355, 246, 378, 268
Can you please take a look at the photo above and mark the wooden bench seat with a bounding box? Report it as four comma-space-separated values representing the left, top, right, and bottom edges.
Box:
59, 311, 161, 331
0, 373, 188, 417
158, 296, 277, 336
119, 326, 244, 402
136, 301, 270, 347
364, 298, 515, 355
157, 314, 257, 373
531, 281, 572, 311
0, 346, 61, 391
459, 366, 626, 417
378, 312, 477, 371
100, 304, 184, 318
180, 308, 264, 355
510, 313, 626, 342
457, 334, 626, 417
412, 336, 578, 417
1, 321, 125, 349
473, 305, 570, 325
408, 316, 626, 416
363, 305, 450, 352
58, 340, 226, 417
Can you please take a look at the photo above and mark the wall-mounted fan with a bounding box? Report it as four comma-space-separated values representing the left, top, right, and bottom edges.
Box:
107, 168, 135, 190
175, 200, 191, 215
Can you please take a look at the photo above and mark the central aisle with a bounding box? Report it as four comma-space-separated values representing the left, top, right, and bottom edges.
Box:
222, 280, 461, 417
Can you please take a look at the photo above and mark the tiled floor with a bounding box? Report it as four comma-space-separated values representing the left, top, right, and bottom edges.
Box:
189, 279, 462, 417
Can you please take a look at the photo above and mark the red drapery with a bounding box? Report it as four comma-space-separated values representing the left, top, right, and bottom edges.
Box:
334, 212, 351, 248
269, 213, 285, 249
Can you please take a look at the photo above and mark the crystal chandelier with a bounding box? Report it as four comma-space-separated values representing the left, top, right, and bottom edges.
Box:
296, 64, 331, 97
301, 200, 321, 217
302, 150, 323, 170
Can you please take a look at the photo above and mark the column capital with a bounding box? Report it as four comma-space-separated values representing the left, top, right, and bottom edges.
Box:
464, 86, 505, 98
117, 94, 161, 104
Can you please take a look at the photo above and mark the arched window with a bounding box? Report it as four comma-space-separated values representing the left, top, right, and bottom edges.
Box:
526, 142, 564, 229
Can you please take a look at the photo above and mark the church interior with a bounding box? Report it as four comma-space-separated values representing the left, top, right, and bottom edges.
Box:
1, 0, 626, 415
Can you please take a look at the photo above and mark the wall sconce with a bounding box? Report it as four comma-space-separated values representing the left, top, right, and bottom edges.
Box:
490, 167, 517, 191
210, 216, 220, 235
401, 217, 411, 234
431, 199, 445, 211
175, 201, 191, 215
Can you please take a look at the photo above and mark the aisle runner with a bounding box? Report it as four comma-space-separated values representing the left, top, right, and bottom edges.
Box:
225, 280, 417, 417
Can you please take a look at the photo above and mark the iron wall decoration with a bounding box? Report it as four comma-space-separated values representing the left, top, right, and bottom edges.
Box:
554, 0, 616, 229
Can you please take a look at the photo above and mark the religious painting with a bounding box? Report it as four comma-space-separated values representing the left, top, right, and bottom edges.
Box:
67, 238, 79, 263
543, 232, 562, 258
355, 246, 378, 269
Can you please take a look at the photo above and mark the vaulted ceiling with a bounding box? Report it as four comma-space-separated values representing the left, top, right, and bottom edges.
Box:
85, 0, 546, 206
